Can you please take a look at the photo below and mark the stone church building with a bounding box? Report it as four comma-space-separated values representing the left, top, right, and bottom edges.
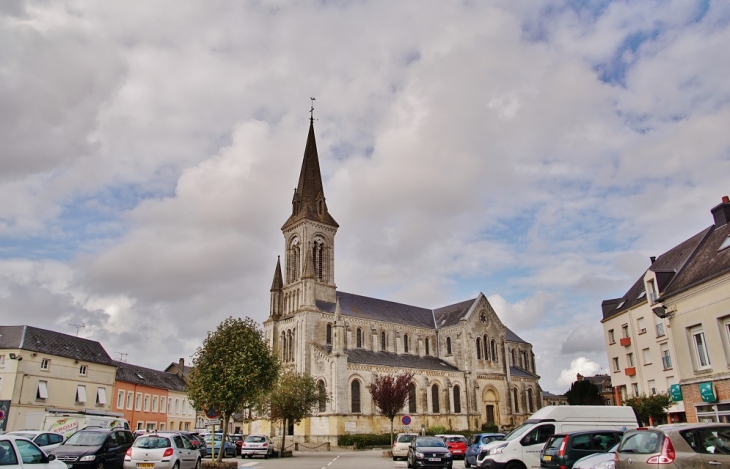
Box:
252, 120, 541, 441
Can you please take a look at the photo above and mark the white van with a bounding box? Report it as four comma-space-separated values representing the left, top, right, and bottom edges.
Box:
476, 406, 638, 469
41, 409, 130, 439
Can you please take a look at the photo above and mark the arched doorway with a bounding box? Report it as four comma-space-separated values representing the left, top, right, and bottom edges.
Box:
482, 387, 500, 427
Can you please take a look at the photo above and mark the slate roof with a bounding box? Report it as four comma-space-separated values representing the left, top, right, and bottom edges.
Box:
542, 391, 564, 398
115, 360, 186, 392
346, 348, 460, 372
0, 325, 114, 365
433, 299, 475, 328
601, 227, 710, 321
509, 366, 538, 378
505, 328, 528, 344
316, 292, 436, 328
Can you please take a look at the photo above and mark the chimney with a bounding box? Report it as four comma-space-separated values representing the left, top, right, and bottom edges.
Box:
711, 196, 730, 227
650, 256, 656, 264
178, 358, 184, 378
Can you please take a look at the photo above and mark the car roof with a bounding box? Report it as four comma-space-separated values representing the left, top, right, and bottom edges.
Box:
7, 431, 45, 435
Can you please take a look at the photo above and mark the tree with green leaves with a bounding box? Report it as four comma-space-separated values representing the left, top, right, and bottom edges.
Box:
623, 392, 672, 426
367, 372, 414, 446
565, 380, 604, 405
258, 368, 328, 455
186, 317, 279, 462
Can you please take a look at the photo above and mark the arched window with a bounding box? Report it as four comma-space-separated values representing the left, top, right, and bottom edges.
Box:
425, 338, 430, 355
351, 380, 361, 413
356, 328, 362, 348
483, 335, 489, 360
318, 381, 327, 412
290, 237, 301, 282
408, 384, 417, 413
289, 329, 294, 362
281, 333, 286, 360
404, 334, 409, 353
511, 349, 516, 365
453, 385, 461, 413
446, 337, 452, 355
476, 338, 482, 359
491, 340, 497, 362
431, 384, 440, 413
527, 388, 533, 414
513, 388, 519, 413
313, 237, 325, 281
381, 331, 386, 351
326, 324, 332, 345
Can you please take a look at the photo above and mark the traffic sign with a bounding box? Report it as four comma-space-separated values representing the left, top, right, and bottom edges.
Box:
401, 415, 412, 425
204, 419, 220, 426
206, 405, 220, 419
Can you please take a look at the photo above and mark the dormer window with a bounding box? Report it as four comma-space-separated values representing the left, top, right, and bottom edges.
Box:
720, 235, 730, 252
616, 300, 626, 310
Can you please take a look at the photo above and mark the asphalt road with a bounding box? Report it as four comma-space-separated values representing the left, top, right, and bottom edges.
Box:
233, 450, 468, 469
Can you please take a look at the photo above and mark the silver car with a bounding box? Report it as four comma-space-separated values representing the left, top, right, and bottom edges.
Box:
123, 434, 200, 469
7, 432, 65, 452
240, 435, 272, 459
572, 443, 618, 469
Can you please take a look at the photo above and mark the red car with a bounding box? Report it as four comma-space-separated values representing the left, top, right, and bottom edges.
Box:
439, 435, 468, 459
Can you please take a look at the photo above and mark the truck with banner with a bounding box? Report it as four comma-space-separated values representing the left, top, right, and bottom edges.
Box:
41, 408, 130, 439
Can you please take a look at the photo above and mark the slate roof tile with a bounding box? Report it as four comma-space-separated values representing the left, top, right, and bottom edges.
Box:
114, 360, 186, 392
0, 325, 114, 365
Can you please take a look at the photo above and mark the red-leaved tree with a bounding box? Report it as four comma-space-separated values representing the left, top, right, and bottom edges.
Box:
367, 372, 414, 446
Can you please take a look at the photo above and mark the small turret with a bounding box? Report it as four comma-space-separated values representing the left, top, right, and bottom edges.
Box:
269, 257, 283, 317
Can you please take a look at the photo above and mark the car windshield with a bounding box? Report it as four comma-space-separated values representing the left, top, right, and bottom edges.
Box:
398, 435, 416, 443
619, 432, 663, 454
205, 435, 223, 442
504, 423, 536, 441
416, 437, 447, 448
245, 436, 266, 443
66, 432, 107, 446
608, 444, 619, 453
134, 437, 171, 449
446, 437, 466, 443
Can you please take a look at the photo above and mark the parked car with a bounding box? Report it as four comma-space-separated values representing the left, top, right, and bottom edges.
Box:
465, 433, 505, 468
572, 443, 619, 469
0, 434, 68, 469
240, 435, 272, 459
616, 424, 730, 469
393, 433, 418, 461
540, 430, 623, 469
228, 434, 244, 456
7, 431, 65, 452
49, 427, 135, 469
407, 436, 453, 469
201, 434, 235, 458
155, 432, 206, 459
437, 435, 468, 459
123, 433, 200, 469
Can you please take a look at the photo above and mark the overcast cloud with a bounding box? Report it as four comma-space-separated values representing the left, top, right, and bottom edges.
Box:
1, 0, 729, 392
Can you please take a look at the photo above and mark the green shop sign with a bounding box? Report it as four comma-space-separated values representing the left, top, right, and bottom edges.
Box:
669, 384, 683, 402
700, 382, 717, 403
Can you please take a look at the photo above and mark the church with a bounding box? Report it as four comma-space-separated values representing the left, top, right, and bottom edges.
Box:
253, 119, 541, 442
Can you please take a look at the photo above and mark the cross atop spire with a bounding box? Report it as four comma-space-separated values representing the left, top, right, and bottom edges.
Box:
310, 97, 315, 123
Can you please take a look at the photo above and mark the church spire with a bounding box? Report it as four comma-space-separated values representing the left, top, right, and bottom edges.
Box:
282, 120, 339, 230
270, 256, 283, 291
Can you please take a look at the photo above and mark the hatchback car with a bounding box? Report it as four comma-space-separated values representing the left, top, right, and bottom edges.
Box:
7, 431, 65, 452
50, 427, 135, 469
616, 424, 730, 469
407, 436, 453, 469
155, 433, 206, 459
541, 430, 623, 469
201, 434, 235, 458
465, 433, 505, 468
393, 433, 418, 461
240, 435, 272, 459
0, 435, 67, 469
572, 443, 618, 469
439, 435, 468, 459
123, 433, 200, 469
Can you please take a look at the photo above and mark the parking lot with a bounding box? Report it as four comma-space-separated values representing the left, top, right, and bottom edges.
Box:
230, 450, 467, 469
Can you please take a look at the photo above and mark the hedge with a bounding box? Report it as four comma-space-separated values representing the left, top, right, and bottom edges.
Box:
337, 433, 392, 448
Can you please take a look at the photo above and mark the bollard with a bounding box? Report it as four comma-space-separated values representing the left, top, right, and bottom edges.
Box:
326, 442, 331, 451
294, 442, 299, 451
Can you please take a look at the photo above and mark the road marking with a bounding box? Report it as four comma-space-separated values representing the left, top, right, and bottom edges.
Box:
238, 462, 259, 467
321, 454, 340, 469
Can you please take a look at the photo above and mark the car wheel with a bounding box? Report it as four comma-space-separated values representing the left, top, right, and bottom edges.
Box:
505, 462, 526, 469
172, 462, 180, 469
96, 460, 105, 469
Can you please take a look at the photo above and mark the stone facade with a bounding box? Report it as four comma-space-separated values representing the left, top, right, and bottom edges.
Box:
251, 121, 541, 443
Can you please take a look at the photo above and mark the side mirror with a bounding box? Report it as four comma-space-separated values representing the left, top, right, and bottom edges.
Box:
48, 454, 57, 461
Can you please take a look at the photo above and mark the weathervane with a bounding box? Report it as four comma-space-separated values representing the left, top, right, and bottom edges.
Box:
310, 97, 316, 123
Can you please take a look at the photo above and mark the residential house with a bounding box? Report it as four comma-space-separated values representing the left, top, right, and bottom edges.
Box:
542, 391, 568, 406
0, 326, 117, 431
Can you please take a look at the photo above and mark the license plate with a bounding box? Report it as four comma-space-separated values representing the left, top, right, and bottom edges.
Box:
138, 464, 155, 468
543, 456, 552, 462
428, 458, 441, 461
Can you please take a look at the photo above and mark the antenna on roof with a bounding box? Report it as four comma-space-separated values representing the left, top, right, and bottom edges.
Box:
309, 97, 316, 123
116, 352, 128, 362
68, 323, 85, 336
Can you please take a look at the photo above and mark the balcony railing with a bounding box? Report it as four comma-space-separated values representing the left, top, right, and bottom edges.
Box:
620, 337, 631, 346
662, 355, 672, 370
656, 323, 665, 337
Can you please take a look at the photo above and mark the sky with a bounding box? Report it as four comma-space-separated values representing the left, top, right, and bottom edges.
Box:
1, 0, 730, 393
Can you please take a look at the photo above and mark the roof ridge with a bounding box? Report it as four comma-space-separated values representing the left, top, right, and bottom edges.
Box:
20, 325, 27, 348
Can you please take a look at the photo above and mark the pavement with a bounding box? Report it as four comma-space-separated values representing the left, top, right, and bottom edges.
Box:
230, 450, 467, 469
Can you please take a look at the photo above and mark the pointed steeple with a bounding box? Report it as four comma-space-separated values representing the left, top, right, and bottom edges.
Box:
270, 256, 283, 291
282, 121, 339, 230
334, 296, 342, 321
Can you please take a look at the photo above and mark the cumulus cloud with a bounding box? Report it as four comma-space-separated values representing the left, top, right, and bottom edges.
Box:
561, 323, 607, 354
557, 358, 604, 390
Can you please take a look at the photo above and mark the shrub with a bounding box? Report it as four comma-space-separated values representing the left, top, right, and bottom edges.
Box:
426, 425, 449, 436
481, 422, 499, 433
337, 433, 392, 449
